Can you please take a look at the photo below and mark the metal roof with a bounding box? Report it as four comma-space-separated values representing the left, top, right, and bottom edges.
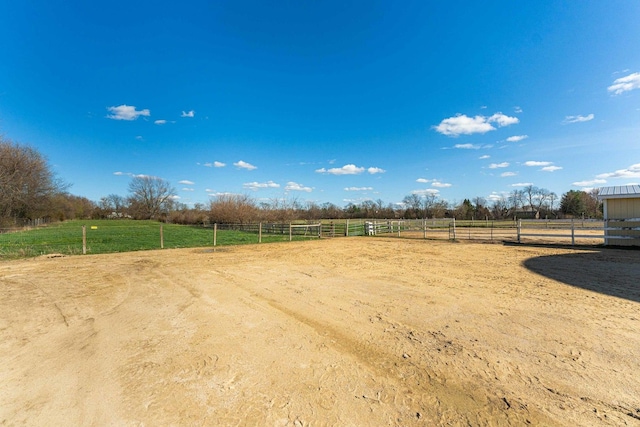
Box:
597, 185, 640, 199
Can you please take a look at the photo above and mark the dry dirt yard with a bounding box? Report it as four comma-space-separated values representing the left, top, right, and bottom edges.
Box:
1, 238, 639, 426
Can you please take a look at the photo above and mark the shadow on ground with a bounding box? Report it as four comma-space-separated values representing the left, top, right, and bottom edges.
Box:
521, 246, 640, 303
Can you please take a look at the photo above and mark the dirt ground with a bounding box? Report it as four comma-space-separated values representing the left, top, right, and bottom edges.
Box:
1, 238, 639, 426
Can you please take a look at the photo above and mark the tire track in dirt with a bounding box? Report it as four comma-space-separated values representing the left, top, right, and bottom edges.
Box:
252, 292, 546, 426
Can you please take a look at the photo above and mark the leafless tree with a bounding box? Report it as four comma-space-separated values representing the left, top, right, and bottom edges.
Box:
127, 175, 176, 220
209, 194, 258, 223
0, 138, 67, 225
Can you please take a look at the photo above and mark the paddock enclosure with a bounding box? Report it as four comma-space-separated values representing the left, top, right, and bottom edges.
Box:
1, 238, 639, 426
1, 218, 609, 259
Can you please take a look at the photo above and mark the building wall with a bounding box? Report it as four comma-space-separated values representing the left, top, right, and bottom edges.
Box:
605, 198, 640, 246
607, 198, 640, 219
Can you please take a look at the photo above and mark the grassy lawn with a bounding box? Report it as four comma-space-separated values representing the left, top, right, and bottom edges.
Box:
0, 220, 316, 259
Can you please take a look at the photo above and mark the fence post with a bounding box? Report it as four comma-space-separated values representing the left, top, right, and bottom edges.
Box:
517, 220, 521, 243
82, 225, 87, 255
452, 218, 456, 240
259, 222, 262, 243
289, 223, 292, 241
213, 223, 217, 246
423, 218, 427, 239
345, 219, 349, 236
160, 225, 164, 249
571, 219, 575, 246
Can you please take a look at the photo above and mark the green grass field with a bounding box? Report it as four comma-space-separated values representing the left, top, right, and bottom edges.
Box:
0, 220, 316, 259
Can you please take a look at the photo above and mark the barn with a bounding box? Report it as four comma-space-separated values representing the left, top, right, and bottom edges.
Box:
598, 185, 640, 246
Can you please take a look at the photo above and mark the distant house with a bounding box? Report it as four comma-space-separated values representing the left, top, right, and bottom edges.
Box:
598, 185, 640, 246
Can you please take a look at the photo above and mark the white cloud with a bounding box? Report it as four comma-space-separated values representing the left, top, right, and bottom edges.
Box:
541, 166, 563, 172
367, 167, 386, 174
489, 162, 509, 169
608, 72, 640, 95
573, 179, 607, 187
154, 119, 167, 125
114, 172, 159, 179
106, 104, 150, 120
181, 110, 195, 117
501, 172, 517, 177
182, 188, 195, 192
488, 191, 513, 202
344, 187, 373, 191
506, 135, 528, 142
563, 114, 594, 124
431, 181, 452, 188
479, 155, 490, 159
433, 114, 495, 137
243, 180, 280, 191
285, 182, 313, 192
316, 164, 365, 175
412, 189, 440, 196
179, 180, 194, 185
454, 143, 480, 149
234, 160, 257, 170
433, 112, 519, 137
511, 182, 533, 187
488, 113, 519, 127
596, 163, 640, 179
204, 161, 227, 168
524, 161, 552, 167
416, 178, 431, 183
206, 191, 235, 197
514, 106, 523, 113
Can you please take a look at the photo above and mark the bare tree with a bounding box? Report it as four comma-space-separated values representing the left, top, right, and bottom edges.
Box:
490, 196, 509, 219
422, 193, 438, 218
508, 189, 525, 217
0, 138, 67, 225
99, 194, 128, 218
209, 194, 258, 223
127, 175, 176, 220
402, 194, 423, 218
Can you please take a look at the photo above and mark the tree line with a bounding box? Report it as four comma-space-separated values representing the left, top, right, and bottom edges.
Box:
1, 138, 603, 227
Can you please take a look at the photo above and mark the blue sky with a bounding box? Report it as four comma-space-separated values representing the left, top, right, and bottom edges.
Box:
1, 1, 639, 208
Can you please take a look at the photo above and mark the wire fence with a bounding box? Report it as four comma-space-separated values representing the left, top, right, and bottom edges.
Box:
0, 218, 609, 259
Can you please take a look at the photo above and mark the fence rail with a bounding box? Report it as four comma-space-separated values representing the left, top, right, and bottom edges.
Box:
1, 218, 615, 259
516, 219, 605, 245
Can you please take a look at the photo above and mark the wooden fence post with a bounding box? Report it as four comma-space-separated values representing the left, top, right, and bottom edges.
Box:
259, 222, 262, 243
345, 219, 349, 237
452, 218, 456, 240
423, 218, 427, 239
517, 220, 521, 243
160, 225, 164, 249
82, 225, 87, 255
213, 223, 217, 246
289, 223, 292, 241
